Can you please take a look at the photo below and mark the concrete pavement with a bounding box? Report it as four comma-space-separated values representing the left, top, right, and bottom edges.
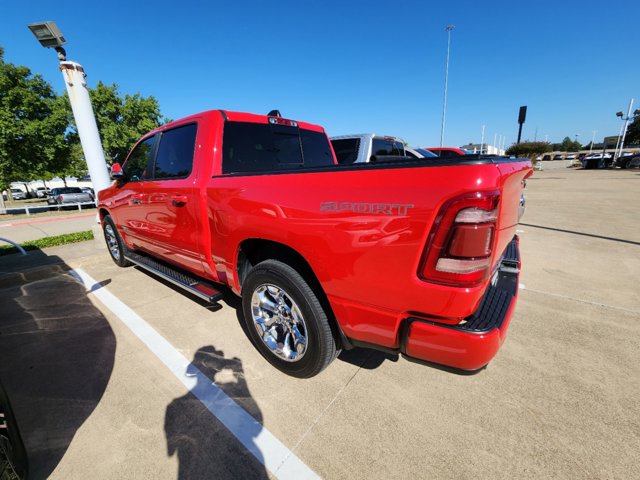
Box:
0, 212, 98, 244
0, 167, 638, 479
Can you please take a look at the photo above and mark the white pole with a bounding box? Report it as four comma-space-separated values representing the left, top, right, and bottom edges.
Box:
493, 133, 497, 154
617, 98, 635, 161
589, 130, 597, 153
59, 61, 111, 196
613, 121, 624, 158
440, 25, 455, 147
480, 124, 485, 155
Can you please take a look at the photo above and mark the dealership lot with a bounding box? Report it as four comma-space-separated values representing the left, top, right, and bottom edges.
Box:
1, 167, 639, 479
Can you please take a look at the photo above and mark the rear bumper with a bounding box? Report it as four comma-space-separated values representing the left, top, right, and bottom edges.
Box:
401, 236, 521, 371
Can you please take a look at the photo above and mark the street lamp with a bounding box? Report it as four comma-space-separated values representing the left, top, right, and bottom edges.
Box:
27, 21, 111, 195
440, 24, 455, 147
614, 98, 636, 162
589, 130, 597, 153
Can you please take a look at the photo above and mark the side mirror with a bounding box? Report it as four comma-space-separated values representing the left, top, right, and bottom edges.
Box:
110, 163, 125, 181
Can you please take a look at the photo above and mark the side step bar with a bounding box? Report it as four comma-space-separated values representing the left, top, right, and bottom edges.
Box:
124, 251, 223, 303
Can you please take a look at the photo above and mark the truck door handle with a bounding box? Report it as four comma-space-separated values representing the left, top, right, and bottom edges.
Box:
131, 193, 145, 204
171, 195, 188, 207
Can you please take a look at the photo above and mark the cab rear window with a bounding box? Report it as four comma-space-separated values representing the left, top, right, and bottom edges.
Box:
222, 122, 334, 174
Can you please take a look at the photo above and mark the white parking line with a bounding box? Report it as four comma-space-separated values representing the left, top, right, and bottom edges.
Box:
70, 268, 320, 480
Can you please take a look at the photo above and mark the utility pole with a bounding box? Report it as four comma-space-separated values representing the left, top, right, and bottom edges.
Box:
440, 25, 455, 147
480, 125, 485, 155
589, 130, 597, 153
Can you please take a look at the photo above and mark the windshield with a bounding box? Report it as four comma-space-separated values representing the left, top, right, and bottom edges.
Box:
414, 148, 438, 158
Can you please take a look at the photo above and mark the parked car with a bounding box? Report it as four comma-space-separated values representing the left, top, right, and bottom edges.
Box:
330, 134, 436, 164
565, 154, 576, 160
35, 187, 50, 198
9, 188, 27, 200
582, 153, 613, 169
553, 154, 564, 160
541, 154, 552, 161
47, 187, 94, 207
624, 154, 640, 169
80, 187, 95, 200
330, 134, 406, 164
615, 152, 639, 169
411, 148, 438, 158
98, 109, 532, 378
426, 147, 471, 158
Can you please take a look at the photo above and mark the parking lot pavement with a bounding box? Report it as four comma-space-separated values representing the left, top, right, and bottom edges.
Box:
0, 167, 638, 479
0, 212, 97, 244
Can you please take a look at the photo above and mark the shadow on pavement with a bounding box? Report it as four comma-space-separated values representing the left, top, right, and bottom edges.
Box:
0, 249, 116, 479
164, 346, 268, 479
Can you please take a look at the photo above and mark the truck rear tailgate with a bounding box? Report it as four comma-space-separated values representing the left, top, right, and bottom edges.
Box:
493, 160, 532, 267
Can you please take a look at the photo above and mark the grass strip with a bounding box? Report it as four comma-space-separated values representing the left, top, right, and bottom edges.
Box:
0, 230, 94, 256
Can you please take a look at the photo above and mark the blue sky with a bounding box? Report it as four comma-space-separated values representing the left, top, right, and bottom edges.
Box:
2, 0, 638, 148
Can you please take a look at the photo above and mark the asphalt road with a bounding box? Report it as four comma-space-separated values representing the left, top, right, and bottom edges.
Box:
0, 167, 638, 479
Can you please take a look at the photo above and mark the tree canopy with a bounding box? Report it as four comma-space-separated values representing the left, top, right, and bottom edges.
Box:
0, 47, 69, 192
505, 141, 552, 159
625, 114, 640, 145
0, 46, 168, 199
554, 136, 582, 152
78, 82, 167, 164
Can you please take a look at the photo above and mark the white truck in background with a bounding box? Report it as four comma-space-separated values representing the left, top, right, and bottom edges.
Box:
330, 134, 437, 165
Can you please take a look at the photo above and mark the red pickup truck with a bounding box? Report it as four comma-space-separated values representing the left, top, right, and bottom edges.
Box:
98, 110, 532, 378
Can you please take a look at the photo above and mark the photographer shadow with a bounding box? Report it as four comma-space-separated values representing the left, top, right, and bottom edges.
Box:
164, 346, 268, 480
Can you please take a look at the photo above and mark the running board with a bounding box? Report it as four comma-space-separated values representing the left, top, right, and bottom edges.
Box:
124, 251, 223, 303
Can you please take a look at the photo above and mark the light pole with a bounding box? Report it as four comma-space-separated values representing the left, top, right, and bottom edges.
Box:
480, 124, 485, 155
28, 21, 111, 196
589, 130, 597, 153
440, 25, 455, 147
615, 98, 637, 161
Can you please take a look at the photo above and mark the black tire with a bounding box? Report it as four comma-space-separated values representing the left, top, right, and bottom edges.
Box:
0, 380, 28, 479
241, 259, 337, 378
102, 215, 132, 267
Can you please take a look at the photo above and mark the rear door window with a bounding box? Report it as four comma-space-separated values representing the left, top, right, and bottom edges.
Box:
301, 130, 335, 167
222, 122, 334, 174
153, 124, 198, 179
124, 136, 156, 181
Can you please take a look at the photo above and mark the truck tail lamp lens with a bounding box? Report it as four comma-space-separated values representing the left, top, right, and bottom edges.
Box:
419, 191, 500, 287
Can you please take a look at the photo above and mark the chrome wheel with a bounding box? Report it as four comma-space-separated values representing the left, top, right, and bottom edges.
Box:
250, 284, 308, 362
104, 224, 120, 260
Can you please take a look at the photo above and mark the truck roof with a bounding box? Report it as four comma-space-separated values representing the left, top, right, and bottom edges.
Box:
330, 133, 401, 142
148, 109, 326, 136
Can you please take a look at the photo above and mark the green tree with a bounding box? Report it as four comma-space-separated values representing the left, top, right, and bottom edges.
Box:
625, 114, 640, 145
558, 136, 582, 152
66, 82, 167, 166
0, 47, 69, 205
506, 141, 552, 159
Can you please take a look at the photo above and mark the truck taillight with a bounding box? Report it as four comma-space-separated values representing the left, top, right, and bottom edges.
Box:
59, 194, 64, 202
419, 191, 500, 287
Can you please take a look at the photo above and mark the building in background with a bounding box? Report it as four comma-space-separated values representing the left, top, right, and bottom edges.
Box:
459, 143, 505, 155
